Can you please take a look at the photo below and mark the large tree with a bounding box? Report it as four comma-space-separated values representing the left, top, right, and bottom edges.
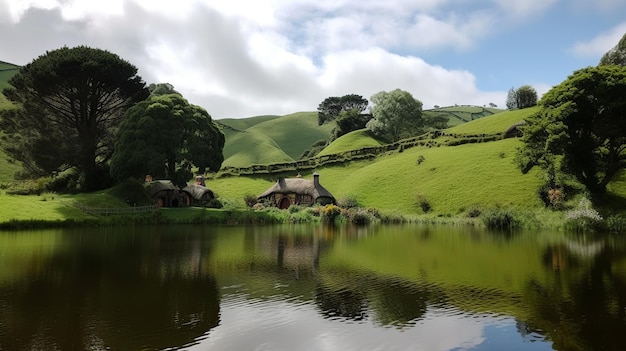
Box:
517, 65, 626, 196
109, 93, 225, 187
506, 85, 538, 110
599, 32, 626, 66
0, 46, 148, 190
366, 89, 423, 142
317, 94, 368, 125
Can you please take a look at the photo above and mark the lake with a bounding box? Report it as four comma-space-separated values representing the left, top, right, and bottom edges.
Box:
0, 223, 625, 350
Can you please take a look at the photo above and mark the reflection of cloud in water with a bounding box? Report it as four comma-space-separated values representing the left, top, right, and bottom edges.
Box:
191, 298, 491, 351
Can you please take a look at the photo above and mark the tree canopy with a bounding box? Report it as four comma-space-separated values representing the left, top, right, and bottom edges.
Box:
599, 32, 626, 66
317, 94, 368, 125
517, 65, 626, 196
506, 85, 538, 110
109, 94, 225, 187
366, 89, 423, 142
0, 46, 149, 190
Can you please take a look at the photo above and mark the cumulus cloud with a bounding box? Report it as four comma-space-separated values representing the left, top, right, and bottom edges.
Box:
571, 22, 626, 58
1, 0, 615, 118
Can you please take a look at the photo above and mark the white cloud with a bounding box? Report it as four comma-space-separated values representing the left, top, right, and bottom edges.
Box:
571, 22, 626, 57
0, 0, 578, 117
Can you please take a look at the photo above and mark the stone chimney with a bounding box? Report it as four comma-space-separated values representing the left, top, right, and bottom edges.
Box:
313, 172, 319, 186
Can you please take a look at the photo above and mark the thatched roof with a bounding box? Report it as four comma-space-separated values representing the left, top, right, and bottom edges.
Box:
258, 174, 335, 201
182, 184, 214, 200
145, 180, 178, 197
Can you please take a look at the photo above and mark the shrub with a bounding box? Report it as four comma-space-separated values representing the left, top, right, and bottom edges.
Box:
348, 208, 373, 225
416, 155, 425, 165
464, 203, 482, 218
243, 194, 258, 208
288, 205, 301, 213
338, 195, 360, 209
415, 194, 432, 213
481, 207, 522, 231
565, 198, 603, 232
320, 204, 341, 223
606, 214, 626, 234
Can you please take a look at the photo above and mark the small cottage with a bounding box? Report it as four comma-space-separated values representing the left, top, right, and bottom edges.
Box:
146, 180, 186, 207
258, 172, 336, 209
182, 184, 215, 206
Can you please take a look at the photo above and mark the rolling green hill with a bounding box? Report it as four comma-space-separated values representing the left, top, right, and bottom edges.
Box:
423, 105, 502, 127
447, 106, 539, 135
209, 137, 545, 216
218, 111, 334, 168
318, 129, 386, 156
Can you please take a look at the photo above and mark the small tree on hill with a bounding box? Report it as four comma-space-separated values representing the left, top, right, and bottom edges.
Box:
506, 85, 538, 110
366, 89, 423, 142
317, 94, 368, 125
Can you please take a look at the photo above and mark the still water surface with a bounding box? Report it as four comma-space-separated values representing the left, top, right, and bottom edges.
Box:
0, 223, 625, 350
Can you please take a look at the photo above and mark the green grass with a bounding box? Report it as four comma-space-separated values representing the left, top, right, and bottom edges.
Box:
424, 105, 503, 127
220, 111, 334, 168
318, 129, 386, 156
218, 114, 281, 130
0, 193, 93, 222
210, 138, 544, 216
447, 106, 539, 135
221, 127, 294, 167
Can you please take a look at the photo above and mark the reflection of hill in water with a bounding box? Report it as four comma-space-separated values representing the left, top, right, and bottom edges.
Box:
210, 225, 626, 348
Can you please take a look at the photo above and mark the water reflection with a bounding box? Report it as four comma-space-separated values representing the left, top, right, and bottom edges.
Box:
0, 224, 625, 350
0, 227, 220, 351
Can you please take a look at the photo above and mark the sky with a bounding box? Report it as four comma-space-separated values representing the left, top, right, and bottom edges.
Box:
1, 0, 625, 119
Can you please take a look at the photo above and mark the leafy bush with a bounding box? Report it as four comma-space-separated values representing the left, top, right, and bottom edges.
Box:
565, 198, 603, 232
464, 203, 482, 218
606, 214, 626, 234
481, 207, 522, 230
243, 194, 258, 208
5, 178, 49, 195
338, 195, 360, 209
415, 194, 432, 213
320, 204, 341, 223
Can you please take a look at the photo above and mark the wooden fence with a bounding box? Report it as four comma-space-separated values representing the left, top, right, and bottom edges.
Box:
73, 203, 158, 216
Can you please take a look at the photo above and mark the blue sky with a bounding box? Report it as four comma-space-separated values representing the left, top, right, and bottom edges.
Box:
1, 0, 625, 118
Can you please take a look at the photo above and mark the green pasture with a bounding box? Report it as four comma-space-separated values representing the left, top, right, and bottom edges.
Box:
220, 111, 334, 168
424, 105, 502, 127
318, 129, 386, 156
218, 114, 281, 130
210, 137, 545, 216
221, 127, 294, 167
448, 106, 539, 135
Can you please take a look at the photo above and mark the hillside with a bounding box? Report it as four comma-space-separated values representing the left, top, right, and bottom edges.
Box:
447, 106, 539, 134
423, 105, 502, 127
0, 61, 20, 92
219, 111, 334, 168
209, 137, 545, 216
318, 129, 386, 156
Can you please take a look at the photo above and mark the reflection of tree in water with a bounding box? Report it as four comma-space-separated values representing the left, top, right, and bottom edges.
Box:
315, 276, 430, 328
523, 241, 626, 351
368, 278, 429, 328
0, 230, 221, 351
315, 284, 368, 321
